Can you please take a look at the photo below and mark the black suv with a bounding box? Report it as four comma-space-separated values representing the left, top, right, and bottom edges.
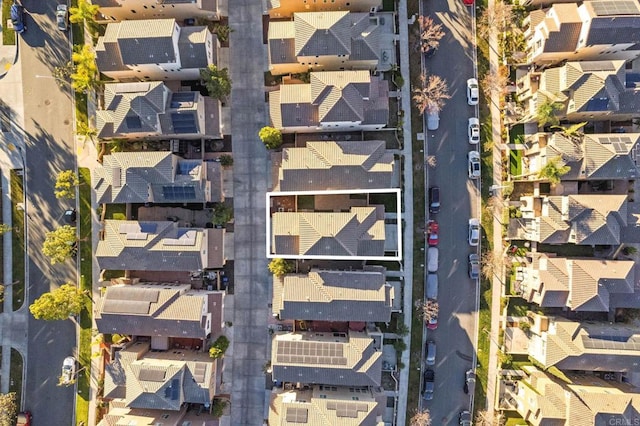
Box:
428, 186, 440, 214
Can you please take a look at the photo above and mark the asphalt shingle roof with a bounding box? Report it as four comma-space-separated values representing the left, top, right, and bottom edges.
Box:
95, 283, 223, 338
272, 267, 392, 322
96, 220, 217, 271
271, 331, 382, 387
93, 151, 207, 204
116, 19, 177, 65
294, 11, 351, 57
177, 26, 211, 70
277, 140, 395, 191
271, 206, 386, 257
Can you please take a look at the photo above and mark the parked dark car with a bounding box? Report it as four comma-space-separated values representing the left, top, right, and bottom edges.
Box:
64, 208, 77, 224
10, 2, 26, 34
422, 369, 435, 400
428, 186, 440, 214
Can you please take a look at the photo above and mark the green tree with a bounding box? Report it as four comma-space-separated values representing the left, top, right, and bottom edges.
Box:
209, 335, 230, 359
268, 258, 294, 277
212, 203, 234, 226
212, 24, 233, 43
55, 170, 80, 199
0, 392, 17, 426
76, 121, 97, 139
219, 154, 233, 167
42, 226, 77, 265
211, 399, 227, 417
536, 100, 562, 127
69, 0, 100, 25
29, 283, 84, 320
537, 156, 570, 184
258, 126, 283, 149
71, 44, 98, 93
0, 224, 11, 235
200, 65, 232, 100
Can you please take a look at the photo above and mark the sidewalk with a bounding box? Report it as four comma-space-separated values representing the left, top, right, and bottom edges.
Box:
486, 0, 506, 417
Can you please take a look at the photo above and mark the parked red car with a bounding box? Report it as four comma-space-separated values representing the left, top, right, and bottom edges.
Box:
463, 0, 474, 6
427, 220, 439, 246
17, 412, 32, 426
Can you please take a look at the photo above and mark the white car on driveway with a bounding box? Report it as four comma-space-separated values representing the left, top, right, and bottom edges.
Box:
467, 150, 481, 179
467, 78, 479, 105
468, 117, 480, 144
468, 218, 480, 246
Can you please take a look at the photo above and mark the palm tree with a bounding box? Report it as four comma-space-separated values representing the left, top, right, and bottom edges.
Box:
537, 156, 570, 185
412, 73, 451, 115
536, 100, 563, 128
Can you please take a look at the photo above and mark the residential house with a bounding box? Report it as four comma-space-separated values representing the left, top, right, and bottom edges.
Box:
524, 0, 640, 66
271, 205, 386, 258
97, 405, 193, 426
272, 266, 393, 322
526, 313, 640, 372
268, 11, 395, 76
269, 70, 389, 133
269, 386, 386, 425
504, 365, 640, 425
95, 19, 217, 81
103, 340, 217, 411
517, 60, 640, 123
96, 220, 225, 272
93, 0, 220, 23
274, 140, 396, 191
518, 252, 635, 311
508, 194, 627, 245
271, 330, 383, 387
267, 0, 381, 18
96, 82, 221, 140
95, 283, 224, 345
93, 151, 222, 204
522, 132, 640, 180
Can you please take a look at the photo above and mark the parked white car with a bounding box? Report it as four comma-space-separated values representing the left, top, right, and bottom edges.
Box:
468, 218, 480, 246
427, 247, 439, 272
468, 117, 480, 144
467, 78, 479, 105
60, 356, 75, 385
467, 151, 481, 179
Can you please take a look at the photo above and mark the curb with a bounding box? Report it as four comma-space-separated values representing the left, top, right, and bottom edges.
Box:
0, 41, 19, 79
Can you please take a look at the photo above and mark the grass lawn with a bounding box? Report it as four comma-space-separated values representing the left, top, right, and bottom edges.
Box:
505, 412, 527, 426
537, 243, 595, 257
10, 170, 25, 310
297, 195, 314, 210
9, 348, 23, 408
104, 204, 126, 220
369, 193, 397, 213
75, 168, 93, 426
2, 0, 15, 46
506, 297, 532, 317
509, 149, 522, 177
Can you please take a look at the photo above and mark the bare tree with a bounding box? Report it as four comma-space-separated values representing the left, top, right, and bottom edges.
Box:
481, 250, 512, 280
412, 73, 451, 115
426, 155, 437, 168
478, 1, 513, 39
410, 408, 432, 426
485, 195, 505, 220
481, 65, 510, 100
416, 299, 439, 322
475, 409, 505, 426
414, 16, 445, 54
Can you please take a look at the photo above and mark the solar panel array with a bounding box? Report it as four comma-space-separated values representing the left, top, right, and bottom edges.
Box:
125, 232, 149, 240
126, 116, 143, 130
164, 230, 197, 246
326, 401, 369, 418
162, 185, 197, 200
171, 112, 198, 134
107, 287, 160, 303
177, 161, 199, 176
582, 334, 640, 351
276, 341, 347, 365
591, 0, 639, 15
580, 61, 616, 72
138, 368, 166, 382
598, 136, 632, 154
285, 407, 309, 423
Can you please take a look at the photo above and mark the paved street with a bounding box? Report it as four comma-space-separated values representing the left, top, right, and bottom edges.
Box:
227, 0, 271, 424
420, 0, 481, 423
16, 1, 77, 423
